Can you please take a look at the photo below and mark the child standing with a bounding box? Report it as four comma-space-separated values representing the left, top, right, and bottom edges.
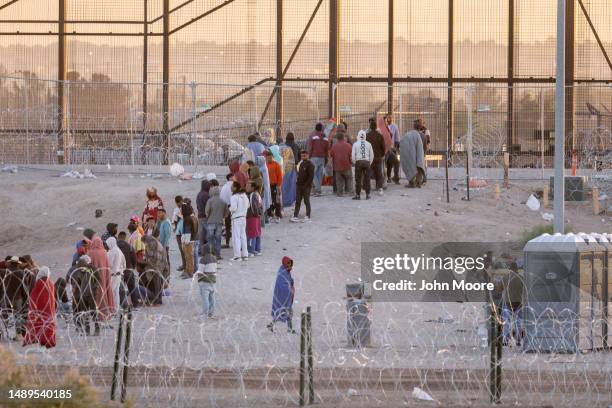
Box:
197, 246, 217, 318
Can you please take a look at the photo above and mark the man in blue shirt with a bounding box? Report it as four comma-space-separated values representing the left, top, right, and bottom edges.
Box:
156, 208, 172, 269
385, 113, 401, 184
246, 134, 266, 158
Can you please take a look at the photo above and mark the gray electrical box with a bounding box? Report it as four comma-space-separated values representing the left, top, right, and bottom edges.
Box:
549, 175, 588, 201
346, 283, 371, 348
523, 233, 605, 353
589, 233, 612, 348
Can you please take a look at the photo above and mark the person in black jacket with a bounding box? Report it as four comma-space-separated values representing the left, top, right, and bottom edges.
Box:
115, 231, 141, 307
285, 132, 301, 165
291, 150, 315, 222
366, 117, 386, 195
0, 256, 31, 341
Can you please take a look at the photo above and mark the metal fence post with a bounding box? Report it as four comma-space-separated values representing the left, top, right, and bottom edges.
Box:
299, 311, 306, 406
495, 316, 503, 403
65, 80, 71, 166
488, 303, 502, 404
445, 151, 450, 203
488, 303, 496, 402
306, 306, 314, 405
540, 87, 545, 180
24, 77, 30, 165
190, 82, 197, 167
110, 309, 125, 401
466, 85, 474, 201
120, 305, 133, 403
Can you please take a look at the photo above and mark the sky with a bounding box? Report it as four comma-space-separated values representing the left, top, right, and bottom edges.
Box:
0, 0, 576, 45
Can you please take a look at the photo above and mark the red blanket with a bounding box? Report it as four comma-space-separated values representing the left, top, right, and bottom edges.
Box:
23, 278, 56, 348
377, 116, 393, 153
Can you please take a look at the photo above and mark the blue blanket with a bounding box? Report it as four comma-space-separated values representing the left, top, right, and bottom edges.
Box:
271, 266, 294, 322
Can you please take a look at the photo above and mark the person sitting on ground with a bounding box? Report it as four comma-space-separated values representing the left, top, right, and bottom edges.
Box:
196, 246, 217, 319
267, 256, 296, 333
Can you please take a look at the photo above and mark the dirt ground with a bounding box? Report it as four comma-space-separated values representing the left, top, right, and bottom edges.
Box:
1, 165, 611, 407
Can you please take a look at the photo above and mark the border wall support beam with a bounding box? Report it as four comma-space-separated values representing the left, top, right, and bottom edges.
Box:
162, 0, 170, 165
447, 0, 454, 156
275, 0, 283, 136
143, 0, 148, 127
553, 0, 566, 234
387, 0, 393, 115
257, 0, 323, 128
577, 0, 612, 72
57, 0, 67, 164
329, 0, 339, 119
565, 0, 575, 163
507, 0, 515, 166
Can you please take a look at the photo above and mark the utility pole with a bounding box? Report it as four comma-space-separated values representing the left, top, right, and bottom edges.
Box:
553, 0, 566, 233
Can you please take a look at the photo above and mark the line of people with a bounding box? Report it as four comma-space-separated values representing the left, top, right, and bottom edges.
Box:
0, 115, 431, 346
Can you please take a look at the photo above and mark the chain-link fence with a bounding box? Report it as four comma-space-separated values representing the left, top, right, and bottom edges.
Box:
1, 77, 611, 192
2, 250, 612, 407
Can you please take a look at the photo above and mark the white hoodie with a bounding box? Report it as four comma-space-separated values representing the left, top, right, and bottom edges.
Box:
230, 192, 249, 219
351, 130, 374, 164
220, 181, 233, 204
106, 237, 126, 276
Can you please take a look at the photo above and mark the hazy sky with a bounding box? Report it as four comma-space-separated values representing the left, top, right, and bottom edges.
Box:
0, 0, 579, 45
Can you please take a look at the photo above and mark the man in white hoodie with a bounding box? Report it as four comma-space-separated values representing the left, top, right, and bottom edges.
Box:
351, 130, 374, 200
229, 181, 250, 261
106, 237, 126, 311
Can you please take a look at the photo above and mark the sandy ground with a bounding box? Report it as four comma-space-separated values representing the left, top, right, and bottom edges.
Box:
1, 165, 611, 407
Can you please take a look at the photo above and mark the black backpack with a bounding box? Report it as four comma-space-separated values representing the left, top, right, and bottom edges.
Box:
249, 193, 263, 217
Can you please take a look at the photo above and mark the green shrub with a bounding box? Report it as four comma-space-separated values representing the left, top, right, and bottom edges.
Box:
520, 223, 573, 245
0, 346, 121, 408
